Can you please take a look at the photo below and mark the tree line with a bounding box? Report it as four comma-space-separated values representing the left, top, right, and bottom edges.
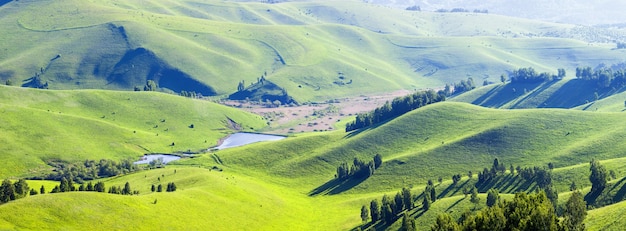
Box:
361, 187, 414, 225
508, 67, 565, 84
0, 179, 32, 204
345, 90, 445, 132
336, 154, 382, 180
575, 66, 626, 89
32, 159, 141, 183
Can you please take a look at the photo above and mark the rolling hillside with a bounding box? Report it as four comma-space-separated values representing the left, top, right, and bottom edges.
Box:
0, 85, 266, 179
1, 0, 625, 101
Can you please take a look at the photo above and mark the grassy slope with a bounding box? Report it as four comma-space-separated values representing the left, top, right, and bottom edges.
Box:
586, 200, 626, 231
0, 85, 266, 179
2, 101, 626, 229
1, 0, 625, 101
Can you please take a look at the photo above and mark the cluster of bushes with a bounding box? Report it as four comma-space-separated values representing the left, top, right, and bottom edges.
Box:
345, 90, 445, 131
431, 190, 586, 231
444, 77, 476, 96
33, 159, 141, 183
335, 154, 382, 180
509, 67, 565, 84
0, 179, 33, 204
575, 66, 626, 89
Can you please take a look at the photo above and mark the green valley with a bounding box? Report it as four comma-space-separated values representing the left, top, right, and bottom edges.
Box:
2, 0, 626, 230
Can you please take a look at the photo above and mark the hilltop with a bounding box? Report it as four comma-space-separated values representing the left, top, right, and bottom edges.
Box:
1, 0, 625, 101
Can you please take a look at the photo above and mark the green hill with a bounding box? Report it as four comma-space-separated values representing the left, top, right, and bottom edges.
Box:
0, 85, 266, 179
3, 101, 626, 229
1, 0, 625, 101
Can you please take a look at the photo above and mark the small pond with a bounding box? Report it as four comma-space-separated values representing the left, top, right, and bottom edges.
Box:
133, 154, 181, 165
215, 132, 286, 150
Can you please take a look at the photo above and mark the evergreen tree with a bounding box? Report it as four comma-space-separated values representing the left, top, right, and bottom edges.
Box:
373, 154, 383, 169
402, 187, 413, 210
562, 190, 586, 231
13, 179, 29, 199
486, 189, 500, 207
394, 192, 405, 214
422, 193, 431, 211
40, 185, 46, 194
470, 186, 480, 207
123, 182, 132, 195
86, 182, 94, 191
94, 181, 105, 192
360, 205, 369, 223
0, 179, 16, 203
431, 213, 461, 231
29, 188, 38, 196
370, 199, 381, 223
157, 184, 163, 192
151, 184, 156, 192
401, 213, 416, 231
589, 159, 608, 193
60, 177, 69, 192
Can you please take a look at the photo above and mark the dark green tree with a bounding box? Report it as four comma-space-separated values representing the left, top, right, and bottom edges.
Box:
151, 184, 156, 192
86, 182, 94, 191
157, 184, 163, 192
486, 188, 500, 207
94, 181, 105, 192
401, 213, 416, 231
370, 199, 381, 223
122, 182, 132, 195
373, 154, 383, 169
394, 192, 405, 214
144, 80, 157, 91
60, 177, 69, 192
13, 179, 29, 199
422, 192, 431, 211
431, 213, 460, 231
562, 190, 586, 231
40, 185, 46, 194
29, 188, 38, 196
360, 205, 369, 223
0, 179, 16, 203
470, 186, 480, 207
589, 159, 608, 193
402, 187, 413, 210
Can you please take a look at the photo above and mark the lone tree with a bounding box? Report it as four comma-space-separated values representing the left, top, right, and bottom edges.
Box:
486, 188, 500, 207
589, 159, 608, 193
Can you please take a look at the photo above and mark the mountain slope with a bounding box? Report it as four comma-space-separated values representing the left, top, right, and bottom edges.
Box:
1, 0, 626, 101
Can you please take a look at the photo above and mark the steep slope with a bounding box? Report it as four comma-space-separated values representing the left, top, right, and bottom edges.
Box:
0, 85, 266, 178
1, 0, 625, 101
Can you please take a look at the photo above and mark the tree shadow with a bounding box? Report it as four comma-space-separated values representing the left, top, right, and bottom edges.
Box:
446, 197, 465, 212
308, 176, 368, 196
612, 177, 626, 202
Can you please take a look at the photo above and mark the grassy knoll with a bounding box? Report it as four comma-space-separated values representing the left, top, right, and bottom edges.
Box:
1, 0, 625, 101
0, 85, 265, 178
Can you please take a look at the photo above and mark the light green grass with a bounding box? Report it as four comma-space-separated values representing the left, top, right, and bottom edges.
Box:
586, 200, 626, 231
0, 85, 266, 178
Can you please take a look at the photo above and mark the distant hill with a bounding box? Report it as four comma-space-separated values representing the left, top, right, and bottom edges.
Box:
1, 0, 626, 101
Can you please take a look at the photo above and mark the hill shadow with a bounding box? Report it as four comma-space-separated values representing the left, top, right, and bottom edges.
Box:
308, 176, 368, 196
471, 82, 543, 108
0, 0, 11, 7
542, 79, 626, 108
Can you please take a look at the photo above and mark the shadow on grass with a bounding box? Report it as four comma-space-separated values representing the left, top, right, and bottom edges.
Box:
308, 176, 368, 196
0, 0, 11, 7
612, 177, 626, 202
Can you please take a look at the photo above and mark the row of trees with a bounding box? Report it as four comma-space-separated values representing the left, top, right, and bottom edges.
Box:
362, 187, 413, 225
150, 182, 177, 192
509, 67, 565, 84
431, 190, 587, 231
345, 89, 445, 131
575, 66, 626, 89
34, 159, 141, 183
336, 154, 382, 180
